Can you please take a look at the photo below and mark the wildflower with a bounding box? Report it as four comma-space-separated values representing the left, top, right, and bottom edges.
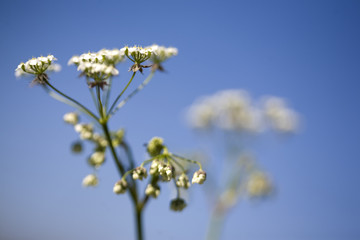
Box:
63, 112, 79, 125
97, 48, 126, 65
263, 97, 298, 133
192, 170, 206, 184
88, 151, 105, 168
74, 123, 94, 140
145, 184, 160, 198
170, 198, 187, 212
158, 163, 174, 182
68, 51, 119, 87
149, 159, 160, 175
147, 44, 178, 71
176, 173, 191, 189
147, 137, 164, 157
113, 179, 128, 194
122, 45, 154, 73
15, 55, 60, 85
82, 174, 98, 187
92, 133, 108, 148
132, 166, 148, 180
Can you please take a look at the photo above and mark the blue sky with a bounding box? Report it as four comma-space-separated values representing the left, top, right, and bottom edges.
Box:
1, 0, 360, 239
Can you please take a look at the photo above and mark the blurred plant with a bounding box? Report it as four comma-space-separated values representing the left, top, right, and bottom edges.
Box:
186, 89, 298, 240
16, 45, 205, 240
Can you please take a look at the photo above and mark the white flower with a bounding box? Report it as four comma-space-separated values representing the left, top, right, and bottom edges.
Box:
88, 151, 105, 167
74, 123, 93, 140
147, 44, 178, 63
158, 163, 174, 182
145, 184, 160, 198
121, 45, 154, 63
15, 55, 58, 77
113, 179, 128, 194
192, 170, 206, 184
147, 137, 164, 157
176, 173, 191, 189
132, 166, 148, 180
82, 174, 98, 187
263, 97, 298, 133
63, 112, 79, 125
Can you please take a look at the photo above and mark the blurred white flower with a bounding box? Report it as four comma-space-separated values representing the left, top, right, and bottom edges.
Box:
263, 96, 298, 133
82, 174, 98, 187
63, 112, 79, 125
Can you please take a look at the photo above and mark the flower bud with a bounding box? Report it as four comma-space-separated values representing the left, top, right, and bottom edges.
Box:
63, 112, 79, 125
170, 198, 187, 212
149, 159, 160, 175
145, 184, 160, 198
147, 137, 164, 157
176, 173, 190, 189
82, 174, 98, 187
132, 166, 148, 180
71, 141, 83, 153
88, 151, 105, 167
192, 170, 206, 184
113, 179, 128, 194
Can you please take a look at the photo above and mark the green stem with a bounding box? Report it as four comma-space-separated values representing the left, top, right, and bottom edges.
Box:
107, 72, 136, 117
111, 71, 155, 115
101, 123, 125, 175
44, 80, 99, 121
135, 207, 144, 240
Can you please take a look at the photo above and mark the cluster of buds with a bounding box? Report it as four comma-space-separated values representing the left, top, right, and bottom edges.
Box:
74, 123, 94, 140
145, 184, 160, 198
192, 169, 207, 184
15, 55, 61, 85
88, 151, 105, 168
132, 166, 147, 180
116, 136, 206, 212
176, 173, 191, 189
113, 179, 128, 194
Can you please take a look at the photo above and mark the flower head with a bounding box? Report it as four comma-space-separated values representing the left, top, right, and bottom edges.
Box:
176, 173, 191, 189
82, 174, 98, 187
15, 55, 60, 85
192, 170, 206, 184
63, 112, 79, 125
247, 172, 272, 198
88, 151, 106, 168
147, 44, 178, 71
145, 184, 160, 198
147, 137, 164, 157
132, 166, 148, 180
113, 179, 128, 194
74, 123, 94, 140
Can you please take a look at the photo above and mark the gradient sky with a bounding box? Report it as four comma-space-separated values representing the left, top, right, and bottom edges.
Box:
1, 0, 360, 239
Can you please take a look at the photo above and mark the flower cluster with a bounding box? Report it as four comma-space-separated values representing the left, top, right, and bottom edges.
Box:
187, 89, 298, 133
263, 97, 298, 133
148, 45, 178, 71
114, 137, 206, 212
63, 112, 125, 187
15, 55, 61, 84
69, 51, 120, 85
